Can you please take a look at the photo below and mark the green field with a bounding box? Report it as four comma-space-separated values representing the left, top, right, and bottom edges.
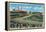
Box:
10, 12, 43, 27
23, 12, 43, 22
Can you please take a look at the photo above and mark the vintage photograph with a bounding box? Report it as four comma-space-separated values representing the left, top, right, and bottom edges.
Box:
7, 2, 45, 30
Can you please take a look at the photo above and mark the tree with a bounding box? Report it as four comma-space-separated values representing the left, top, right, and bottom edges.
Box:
29, 11, 31, 14
13, 9, 15, 11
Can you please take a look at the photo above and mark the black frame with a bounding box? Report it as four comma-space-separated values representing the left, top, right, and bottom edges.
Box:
5, 1, 8, 31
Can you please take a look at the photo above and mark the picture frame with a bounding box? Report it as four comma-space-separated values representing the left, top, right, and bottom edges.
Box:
5, 1, 45, 31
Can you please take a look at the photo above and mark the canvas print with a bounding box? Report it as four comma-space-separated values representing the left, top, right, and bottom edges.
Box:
6, 2, 45, 30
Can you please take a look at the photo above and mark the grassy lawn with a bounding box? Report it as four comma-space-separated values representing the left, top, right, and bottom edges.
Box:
23, 12, 43, 22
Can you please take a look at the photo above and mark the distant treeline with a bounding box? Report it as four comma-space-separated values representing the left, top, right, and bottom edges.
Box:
32, 12, 42, 14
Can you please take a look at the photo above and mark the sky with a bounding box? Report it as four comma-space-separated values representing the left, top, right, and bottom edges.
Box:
8, 3, 45, 12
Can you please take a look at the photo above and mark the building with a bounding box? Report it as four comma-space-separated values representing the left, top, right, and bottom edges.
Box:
10, 10, 27, 18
